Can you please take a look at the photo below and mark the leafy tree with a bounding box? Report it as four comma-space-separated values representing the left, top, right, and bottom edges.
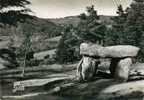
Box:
16, 23, 34, 76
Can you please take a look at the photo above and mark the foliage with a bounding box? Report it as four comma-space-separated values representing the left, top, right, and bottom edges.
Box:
56, 1, 144, 63
0, 0, 34, 71
40, 57, 56, 65
56, 25, 81, 64
105, 5, 127, 45
56, 5, 107, 64
109, 0, 144, 61
0, 17, 62, 53
16, 22, 34, 69
125, 0, 144, 61
0, 0, 32, 25
77, 5, 107, 43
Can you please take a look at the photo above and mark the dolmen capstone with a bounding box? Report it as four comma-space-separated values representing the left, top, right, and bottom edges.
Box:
77, 42, 140, 82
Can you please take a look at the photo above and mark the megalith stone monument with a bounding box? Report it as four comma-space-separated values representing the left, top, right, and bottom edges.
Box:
77, 42, 140, 82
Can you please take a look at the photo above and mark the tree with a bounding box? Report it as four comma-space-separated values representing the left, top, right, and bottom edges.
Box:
0, 0, 32, 25
110, 0, 144, 61
124, 0, 144, 44
56, 5, 107, 64
105, 5, 127, 45
112, 5, 126, 32
0, 0, 33, 76
56, 25, 81, 64
125, 0, 144, 61
78, 5, 106, 44
16, 22, 34, 76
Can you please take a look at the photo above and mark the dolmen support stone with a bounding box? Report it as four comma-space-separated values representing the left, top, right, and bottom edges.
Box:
77, 42, 140, 82
77, 56, 100, 81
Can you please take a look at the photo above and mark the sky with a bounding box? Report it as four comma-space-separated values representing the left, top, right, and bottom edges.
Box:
29, 0, 132, 18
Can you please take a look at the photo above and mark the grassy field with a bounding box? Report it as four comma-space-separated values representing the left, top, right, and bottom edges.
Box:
34, 49, 56, 60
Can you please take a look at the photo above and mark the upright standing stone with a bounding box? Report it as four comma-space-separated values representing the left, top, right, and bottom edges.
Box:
77, 56, 99, 81
114, 58, 132, 82
81, 56, 94, 81
76, 58, 83, 81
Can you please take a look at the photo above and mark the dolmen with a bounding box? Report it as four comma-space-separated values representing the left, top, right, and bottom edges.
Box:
77, 42, 140, 82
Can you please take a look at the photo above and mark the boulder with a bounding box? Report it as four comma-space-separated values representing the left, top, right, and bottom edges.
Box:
80, 43, 140, 58
114, 58, 132, 82
77, 56, 99, 81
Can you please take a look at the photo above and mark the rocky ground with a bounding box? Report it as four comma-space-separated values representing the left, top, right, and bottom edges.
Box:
1, 62, 144, 100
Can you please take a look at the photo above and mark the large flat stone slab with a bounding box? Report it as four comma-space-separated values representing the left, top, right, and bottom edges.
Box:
80, 43, 140, 58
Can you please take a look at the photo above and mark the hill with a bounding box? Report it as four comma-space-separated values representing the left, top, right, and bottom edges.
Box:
48, 15, 113, 26
0, 16, 62, 52
0, 15, 113, 52
48, 16, 80, 26
0, 16, 62, 37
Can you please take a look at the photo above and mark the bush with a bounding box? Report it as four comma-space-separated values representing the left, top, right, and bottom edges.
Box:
55, 25, 81, 64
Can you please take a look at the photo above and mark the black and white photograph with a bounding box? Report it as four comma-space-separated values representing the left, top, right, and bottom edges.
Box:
1, 0, 144, 100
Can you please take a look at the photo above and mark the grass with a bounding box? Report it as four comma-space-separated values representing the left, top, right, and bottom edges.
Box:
34, 49, 56, 60
0, 63, 77, 79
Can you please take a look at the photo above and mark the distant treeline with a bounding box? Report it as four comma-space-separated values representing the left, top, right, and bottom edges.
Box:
0, 16, 62, 38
